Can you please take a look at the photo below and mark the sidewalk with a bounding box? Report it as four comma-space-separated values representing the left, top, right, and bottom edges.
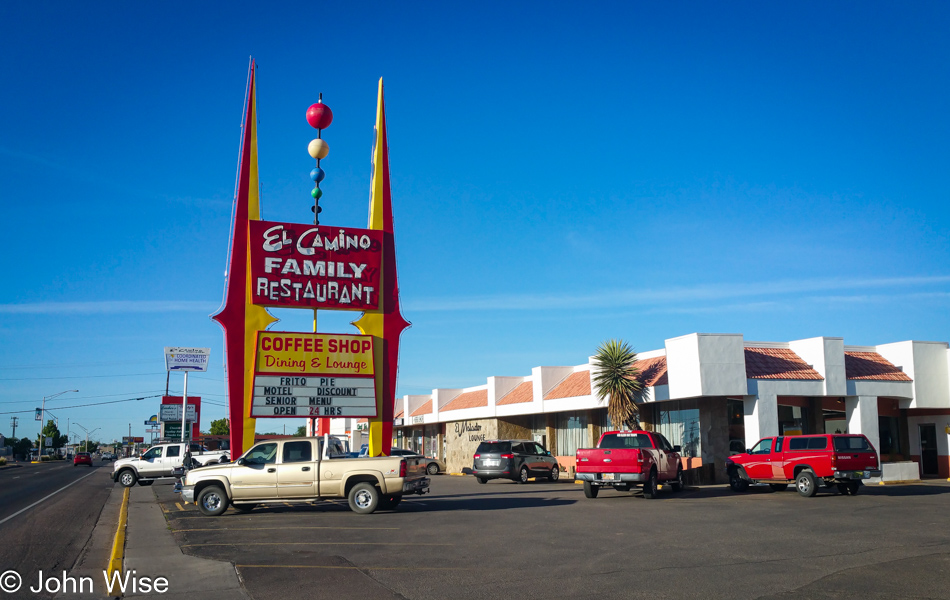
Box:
60, 482, 249, 599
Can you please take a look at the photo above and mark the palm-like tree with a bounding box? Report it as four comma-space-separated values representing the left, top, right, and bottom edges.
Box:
592, 339, 643, 430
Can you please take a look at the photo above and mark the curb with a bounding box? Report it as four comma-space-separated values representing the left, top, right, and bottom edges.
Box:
877, 479, 926, 485
107, 487, 130, 596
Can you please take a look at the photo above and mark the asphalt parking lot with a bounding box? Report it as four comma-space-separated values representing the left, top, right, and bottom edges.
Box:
155, 476, 950, 600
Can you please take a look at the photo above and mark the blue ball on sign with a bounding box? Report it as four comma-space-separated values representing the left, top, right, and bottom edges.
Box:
310, 167, 325, 183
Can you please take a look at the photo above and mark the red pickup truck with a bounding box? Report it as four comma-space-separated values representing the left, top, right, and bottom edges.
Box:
575, 430, 684, 499
726, 434, 881, 497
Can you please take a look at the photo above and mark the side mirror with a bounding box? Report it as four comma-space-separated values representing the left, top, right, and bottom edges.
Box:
545, 451, 552, 456
236, 457, 246, 466
673, 445, 681, 453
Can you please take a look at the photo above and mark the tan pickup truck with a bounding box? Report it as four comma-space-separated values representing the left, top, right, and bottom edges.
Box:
180, 436, 430, 515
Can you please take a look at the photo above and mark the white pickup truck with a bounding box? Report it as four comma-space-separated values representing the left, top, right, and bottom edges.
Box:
112, 442, 230, 487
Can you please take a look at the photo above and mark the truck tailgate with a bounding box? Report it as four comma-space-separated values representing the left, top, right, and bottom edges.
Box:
833, 437, 879, 472
576, 448, 643, 473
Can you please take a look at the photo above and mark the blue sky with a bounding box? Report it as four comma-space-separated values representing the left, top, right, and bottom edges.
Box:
2, 2, 948, 444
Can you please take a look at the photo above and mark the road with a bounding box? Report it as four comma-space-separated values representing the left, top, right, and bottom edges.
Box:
0, 460, 114, 600
155, 475, 950, 600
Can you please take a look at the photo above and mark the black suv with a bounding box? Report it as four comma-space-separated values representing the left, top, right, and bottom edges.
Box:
472, 439, 560, 484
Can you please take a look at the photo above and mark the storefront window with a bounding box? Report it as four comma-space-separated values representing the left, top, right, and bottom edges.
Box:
656, 408, 701, 458
778, 405, 809, 435
555, 412, 588, 457
727, 399, 745, 454
878, 416, 901, 455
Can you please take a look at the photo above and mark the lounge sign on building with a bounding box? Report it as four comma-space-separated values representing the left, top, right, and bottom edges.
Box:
249, 220, 383, 311
251, 331, 377, 418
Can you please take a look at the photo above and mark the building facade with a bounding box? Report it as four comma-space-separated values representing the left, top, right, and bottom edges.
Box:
386, 333, 950, 483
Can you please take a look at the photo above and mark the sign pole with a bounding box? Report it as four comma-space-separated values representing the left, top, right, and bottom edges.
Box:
181, 371, 189, 444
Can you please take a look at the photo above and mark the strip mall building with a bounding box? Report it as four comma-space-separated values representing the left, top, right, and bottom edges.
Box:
377, 333, 950, 482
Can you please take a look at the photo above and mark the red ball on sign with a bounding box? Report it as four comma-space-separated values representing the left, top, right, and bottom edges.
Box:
306, 103, 333, 129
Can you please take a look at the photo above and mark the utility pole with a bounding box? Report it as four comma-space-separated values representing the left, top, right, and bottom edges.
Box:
10, 417, 18, 438
40, 390, 77, 456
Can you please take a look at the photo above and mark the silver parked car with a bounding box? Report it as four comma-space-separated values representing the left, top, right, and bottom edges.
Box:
472, 440, 560, 484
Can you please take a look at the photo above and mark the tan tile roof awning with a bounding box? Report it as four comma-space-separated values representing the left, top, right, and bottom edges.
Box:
497, 381, 534, 406
440, 389, 488, 412
634, 356, 668, 387
545, 371, 591, 400
744, 347, 824, 380
410, 399, 432, 417
845, 352, 913, 381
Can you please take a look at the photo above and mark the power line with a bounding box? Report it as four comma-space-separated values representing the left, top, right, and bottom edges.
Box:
0, 372, 168, 381
0, 390, 168, 405
0, 395, 162, 415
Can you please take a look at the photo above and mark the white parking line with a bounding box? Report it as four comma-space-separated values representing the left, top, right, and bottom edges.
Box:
0, 470, 99, 526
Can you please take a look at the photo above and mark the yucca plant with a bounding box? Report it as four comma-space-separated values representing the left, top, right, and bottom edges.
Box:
592, 339, 643, 429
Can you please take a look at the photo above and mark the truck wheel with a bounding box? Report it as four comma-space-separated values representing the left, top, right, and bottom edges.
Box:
118, 469, 137, 488
548, 466, 560, 482
643, 469, 659, 499
476, 477, 487, 484
583, 481, 599, 498
796, 470, 818, 497
378, 494, 403, 510
729, 470, 749, 492
671, 468, 684, 492
615, 484, 631, 492
426, 463, 439, 475
197, 486, 229, 516
137, 480, 153, 486
847, 482, 860, 496
769, 484, 788, 492
348, 482, 380, 514
518, 466, 530, 484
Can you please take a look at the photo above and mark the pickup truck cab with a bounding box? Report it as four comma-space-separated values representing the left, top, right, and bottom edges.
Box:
181, 436, 430, 516
575, 430, 684, 499
726, 434, 881, 497
112, 442, 230, 487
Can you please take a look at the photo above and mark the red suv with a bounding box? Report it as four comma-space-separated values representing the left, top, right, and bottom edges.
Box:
726, 434, 881, 497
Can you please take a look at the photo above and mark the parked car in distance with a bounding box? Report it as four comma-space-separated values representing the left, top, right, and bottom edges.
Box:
575, 430, 684, 499
472, 440, 560, 484
73, 453, 93, 467
357, 445, 446, 475
726, 434, 881, 497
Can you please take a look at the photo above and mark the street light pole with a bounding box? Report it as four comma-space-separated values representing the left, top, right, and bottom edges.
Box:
74, 423, 99, 454
40, 390, 77, 457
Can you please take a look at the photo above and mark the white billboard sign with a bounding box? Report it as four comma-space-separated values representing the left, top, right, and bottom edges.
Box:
250, 375, 377, 418
164, 347, 210, 372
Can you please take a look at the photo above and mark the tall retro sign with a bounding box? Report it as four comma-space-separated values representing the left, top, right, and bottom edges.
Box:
214, 62, 408, 457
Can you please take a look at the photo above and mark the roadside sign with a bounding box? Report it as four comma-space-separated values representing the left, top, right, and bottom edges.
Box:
159, 403, 197, 423
249, 331, 378, 419
45, 438, 52, 447
162, 422, 192, 441
35, 408, 42, 421
164, 347, 210, 372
